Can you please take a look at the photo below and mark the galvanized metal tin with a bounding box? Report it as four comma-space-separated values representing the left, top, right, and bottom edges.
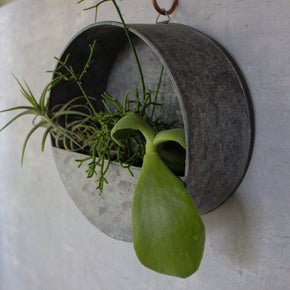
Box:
49, 22, 254, 241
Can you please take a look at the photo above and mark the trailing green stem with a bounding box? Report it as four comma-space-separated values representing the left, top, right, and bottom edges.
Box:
111, 0, 146, 102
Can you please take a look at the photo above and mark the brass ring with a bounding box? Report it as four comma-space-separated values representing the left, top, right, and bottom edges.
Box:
152, 0, 178, 15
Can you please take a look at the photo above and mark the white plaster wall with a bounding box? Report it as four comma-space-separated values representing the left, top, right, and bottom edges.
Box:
0, 0, 289, 289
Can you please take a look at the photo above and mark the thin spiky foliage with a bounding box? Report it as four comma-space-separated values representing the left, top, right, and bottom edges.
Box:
0, 75, 86, 165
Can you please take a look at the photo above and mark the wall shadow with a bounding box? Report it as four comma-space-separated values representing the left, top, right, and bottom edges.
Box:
202, 192, 259, 268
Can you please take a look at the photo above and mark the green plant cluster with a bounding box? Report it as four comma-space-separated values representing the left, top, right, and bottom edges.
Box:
0, 0, 206, 278
0, 40, 177, 193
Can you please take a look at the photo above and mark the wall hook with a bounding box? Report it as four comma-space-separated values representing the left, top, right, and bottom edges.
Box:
152, 0, 178, 15
155, 9, 171, 24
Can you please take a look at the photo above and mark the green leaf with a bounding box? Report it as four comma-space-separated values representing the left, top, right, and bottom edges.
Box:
21, 120, 46, 165
153, 128, 186, 175
0, 106, 35, 113
111, 112, 154, 146
0, 109, 38, 132
41, 126, 52, 151
12, 75, 39, 108
132, 151, 205, 278
39, 82, 51, 110
153, 128, 186, 149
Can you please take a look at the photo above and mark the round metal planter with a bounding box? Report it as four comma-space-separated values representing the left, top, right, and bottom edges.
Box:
49, 21, 253, 242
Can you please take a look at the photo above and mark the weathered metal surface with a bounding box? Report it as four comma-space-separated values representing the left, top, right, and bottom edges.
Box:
52, 147, 139, 241
49, 22, 253, 240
